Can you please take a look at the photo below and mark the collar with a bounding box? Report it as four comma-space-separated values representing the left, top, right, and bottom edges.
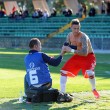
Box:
29, 50, 38, 54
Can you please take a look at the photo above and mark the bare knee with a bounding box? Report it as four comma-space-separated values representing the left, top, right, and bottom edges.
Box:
86, 70, 95, 79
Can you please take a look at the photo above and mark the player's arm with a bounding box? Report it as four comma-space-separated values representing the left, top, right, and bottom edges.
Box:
74, 35, 88, 56
42, 53, 63, 66
66, 33, 71, 45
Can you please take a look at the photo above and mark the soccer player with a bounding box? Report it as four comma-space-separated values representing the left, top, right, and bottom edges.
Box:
24, 38, 65, 102
60, 19, 100, 99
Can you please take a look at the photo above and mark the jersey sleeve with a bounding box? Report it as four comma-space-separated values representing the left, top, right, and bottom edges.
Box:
42, 53, 62, 66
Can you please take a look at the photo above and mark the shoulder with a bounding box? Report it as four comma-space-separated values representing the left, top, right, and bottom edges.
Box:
35, 52, 46, 58
41, 52, 49, 58
38, 52, 44, 54
79, 32, 89, 43
80, 32, 89, 39
67, 32, 74, 41
67, 32, 72, 37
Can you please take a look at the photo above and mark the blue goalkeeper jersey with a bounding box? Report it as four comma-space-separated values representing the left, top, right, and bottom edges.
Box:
24, 51, 52, 87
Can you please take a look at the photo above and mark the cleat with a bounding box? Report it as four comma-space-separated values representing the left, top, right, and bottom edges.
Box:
92, 89, 100, 99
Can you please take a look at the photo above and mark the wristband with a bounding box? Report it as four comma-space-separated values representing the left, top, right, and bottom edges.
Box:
63, 42, 69, 46
69, 45, 77, 50
71, 49, 74, 53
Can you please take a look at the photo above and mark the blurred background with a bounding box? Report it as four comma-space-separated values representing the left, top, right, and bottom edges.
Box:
0, 0, 110, 52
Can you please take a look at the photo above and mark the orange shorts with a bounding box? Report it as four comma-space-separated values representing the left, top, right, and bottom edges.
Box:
61, 53, 96, 78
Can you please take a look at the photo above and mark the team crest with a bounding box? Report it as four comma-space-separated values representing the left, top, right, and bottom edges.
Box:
29, 62, 35, 69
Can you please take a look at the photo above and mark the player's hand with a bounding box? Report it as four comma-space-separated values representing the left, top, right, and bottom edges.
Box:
63, 46, 72, 53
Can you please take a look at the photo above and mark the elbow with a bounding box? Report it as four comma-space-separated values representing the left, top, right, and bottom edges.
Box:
53, 60, 61, 66
82, 50, 88, 56
54, 63, 60, 66
49, 60, 61, 66
83, 51, 88, 56
54, 61, 61, 66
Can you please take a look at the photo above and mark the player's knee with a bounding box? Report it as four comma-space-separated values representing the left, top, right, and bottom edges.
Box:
60, 70, 67, 76
86, 70, 95, 79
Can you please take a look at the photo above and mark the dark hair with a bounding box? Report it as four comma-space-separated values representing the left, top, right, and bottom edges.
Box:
71, 19, 80, 26
29, 38, 40, 48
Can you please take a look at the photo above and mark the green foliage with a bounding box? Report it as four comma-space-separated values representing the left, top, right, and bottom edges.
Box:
77, 0, 91, 14
78, 0, 87, 3
17, 0, 34, 15
53, 0, 65, 14
26, 0, 34, 14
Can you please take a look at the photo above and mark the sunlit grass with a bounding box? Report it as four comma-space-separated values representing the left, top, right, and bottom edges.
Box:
0, 48, 110, 98
0, 48, 110, 110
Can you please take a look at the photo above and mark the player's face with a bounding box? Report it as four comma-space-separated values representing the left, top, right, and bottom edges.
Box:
71, 24, 80, 35
37, 41, 42, 51
35, 41, 42, 51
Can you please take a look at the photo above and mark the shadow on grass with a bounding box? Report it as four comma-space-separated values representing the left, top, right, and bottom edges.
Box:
52, 102, 86, 110
0, 98, 89, 110
0, 99, 51, 110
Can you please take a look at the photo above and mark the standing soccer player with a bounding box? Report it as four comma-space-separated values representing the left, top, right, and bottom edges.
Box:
60, 19, 100, 99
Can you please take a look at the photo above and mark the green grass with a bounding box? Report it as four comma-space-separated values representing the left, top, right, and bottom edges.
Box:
0, 48, 110, 110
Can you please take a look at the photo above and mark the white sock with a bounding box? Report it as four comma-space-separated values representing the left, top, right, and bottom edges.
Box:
86, 70, 96, 90
60, 76, 67, 92
89, 78, 96, 90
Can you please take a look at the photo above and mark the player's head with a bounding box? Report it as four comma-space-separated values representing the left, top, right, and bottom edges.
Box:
29, 38, 41, 51
71, 19, 80, 34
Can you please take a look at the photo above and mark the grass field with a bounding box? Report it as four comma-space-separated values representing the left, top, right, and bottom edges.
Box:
0, 48, 110, 110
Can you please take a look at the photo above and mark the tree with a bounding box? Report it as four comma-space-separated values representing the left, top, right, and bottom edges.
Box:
52, 0, 65, 14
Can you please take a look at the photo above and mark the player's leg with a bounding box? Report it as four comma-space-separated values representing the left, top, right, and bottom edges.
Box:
86, 70, 100, 99
60, 55, 80, 92
37, 82, 52, 91
60, 74, 67, 92
24, 75, 29, 93
60, 69, 79, 93
24, 75, 32, 103
82, 53, 100, 98
86, 70, 96, 90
